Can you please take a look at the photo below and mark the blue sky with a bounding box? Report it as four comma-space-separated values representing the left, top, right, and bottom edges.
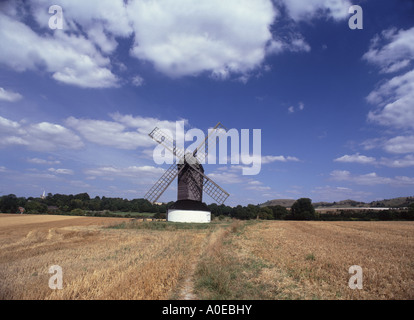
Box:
1, 0, 414, 206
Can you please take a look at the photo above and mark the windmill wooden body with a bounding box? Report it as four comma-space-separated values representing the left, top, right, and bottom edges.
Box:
144, 123, 229, 223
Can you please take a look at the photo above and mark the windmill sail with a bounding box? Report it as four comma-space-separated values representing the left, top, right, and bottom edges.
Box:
149, 127, 185, 160
192, 122, 227, 164
144, 164, 184, 203
145, 123, 230, 206
190, 165, 229, 204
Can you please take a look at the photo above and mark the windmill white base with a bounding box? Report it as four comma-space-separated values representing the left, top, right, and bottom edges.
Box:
167, 209, 211, 223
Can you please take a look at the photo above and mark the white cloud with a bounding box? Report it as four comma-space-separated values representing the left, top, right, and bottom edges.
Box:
361, 136, 414, 154
128, 0, 277, 79
208, 171, 244, 185
360, 137, 385, 151
281, 0, 352, 22
366, 69, 414, 129
29, 0, 133, 39
26, 122, 84, 151
266, 37, 311, 55
0, 116, 22, 133
0, 115, 84, 151
245, 185, 271, 191
27, 158, 61, 165
311, 185, 372, 202
131, 75, 144, 87
334, 153, 376, 164
0, 0, 326, 86
247, 180, 263, 186
363, 27, 414, 130
0, 11, 119, 89
287, 102, 305, 113
84, 166, 164, 183
261, 155, 300, 163
66, 114, 182, 150
363, 27, 414, 74
334, 152, 414, 168
379, 155, 414, 168
48, 168, 74, 175
66, 117, 147, 150
0, 87, 22, 102
330, 170, 414, 186
383, 135, 414, 154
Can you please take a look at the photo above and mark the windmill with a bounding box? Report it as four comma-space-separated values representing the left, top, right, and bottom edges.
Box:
144, 122, 230, 223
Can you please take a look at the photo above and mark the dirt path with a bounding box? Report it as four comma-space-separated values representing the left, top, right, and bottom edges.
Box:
176, 226, 222, 300
176, 223, 236, 300
180, 261, 198, 300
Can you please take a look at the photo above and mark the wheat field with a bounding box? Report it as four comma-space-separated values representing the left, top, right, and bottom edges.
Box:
0, 214, 413, 300
230, 221, 414, 299
0, 214, 207, 299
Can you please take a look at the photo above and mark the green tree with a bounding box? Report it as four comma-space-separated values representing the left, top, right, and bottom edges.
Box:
258, 207, 273, 220
0, 194, 18, 213
290, 198, 318, 220
270, 205, 288, 220
25, 201, 48, 214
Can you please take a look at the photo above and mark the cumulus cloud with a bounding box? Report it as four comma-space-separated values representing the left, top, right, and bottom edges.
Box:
261, 155, 300, 163
27, 158, 61, 165
366, 69, 414, 129
48, 168, 74, 175
364, 27, 414, 130
128, 0, 278, 79
361, 136, 414, 155
66, 113, 183, 150
66, 117, 147, 150
0, 0, 367, 88
383, 135, 414, 154
334, 152, 414, 168
281, 0, 352, 22
0, 12, 119, 88
131, 75, 144, 87
363, 27, 414, 74
379, 155, 414, 168
0, 115, 84, 151
311, 185, 372, 202
1, 0, 348, 86
0, 87, 22, 102
330, 170, 414, 186
208, 171, 244, 185
84, 165, 164, 183
287, 102, 305, 113
29, 0, 133, 42
334, 153, 376, 164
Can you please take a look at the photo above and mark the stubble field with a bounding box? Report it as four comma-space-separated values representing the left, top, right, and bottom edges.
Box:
0, 214, 412, 300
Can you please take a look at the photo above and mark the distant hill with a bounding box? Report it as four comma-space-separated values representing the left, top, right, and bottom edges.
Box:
368, 196, 414, 208
261, 196, 414, 209
259, 199, 296, 208
313, 199, 368, 208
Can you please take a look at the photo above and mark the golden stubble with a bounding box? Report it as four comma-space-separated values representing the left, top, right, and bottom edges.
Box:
0, 215, 206, 300
234, 221, 414, 299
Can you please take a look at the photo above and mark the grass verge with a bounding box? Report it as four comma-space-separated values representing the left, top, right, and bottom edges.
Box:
108, 219, 235, 231
193, 220, 277, 299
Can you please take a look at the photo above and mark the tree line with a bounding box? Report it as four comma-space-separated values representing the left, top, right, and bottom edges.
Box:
1, 194, 413, 221
0, 193, 166, 216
